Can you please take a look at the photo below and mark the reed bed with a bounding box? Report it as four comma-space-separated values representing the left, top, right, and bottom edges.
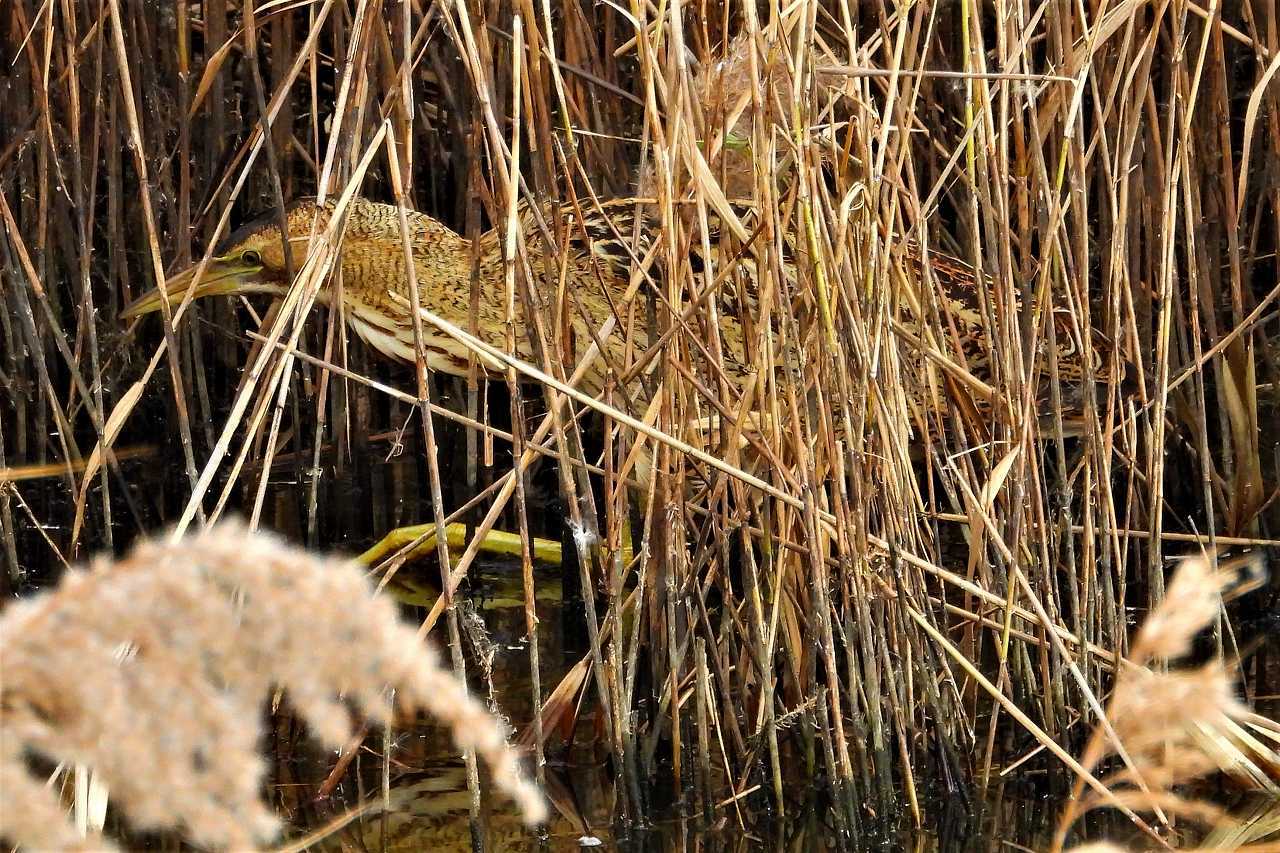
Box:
2, 0, 1278, 841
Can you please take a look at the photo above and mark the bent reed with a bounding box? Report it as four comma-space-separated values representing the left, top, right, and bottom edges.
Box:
1, 0, 1277, 841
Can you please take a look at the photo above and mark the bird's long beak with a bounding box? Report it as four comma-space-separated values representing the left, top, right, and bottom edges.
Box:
120, 256, 271, 319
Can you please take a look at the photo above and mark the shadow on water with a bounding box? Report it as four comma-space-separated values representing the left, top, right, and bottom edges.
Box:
10, 374, 1272, 853
0, 417, 1202, 853
258, 550, 1129, 853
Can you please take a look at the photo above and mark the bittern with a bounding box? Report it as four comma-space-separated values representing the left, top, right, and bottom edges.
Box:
123, 196, 1103, 415
123, 197, 759, 399
123, 196, 1112, 561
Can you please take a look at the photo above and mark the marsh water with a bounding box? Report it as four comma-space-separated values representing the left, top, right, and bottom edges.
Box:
7, 387, 1261, 853
270, 548, 1081, 853
236, 445, 1111, 853
265, 542, 1166, 853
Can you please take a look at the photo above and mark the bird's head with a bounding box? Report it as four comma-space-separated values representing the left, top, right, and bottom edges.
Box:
121, 201, 330, 319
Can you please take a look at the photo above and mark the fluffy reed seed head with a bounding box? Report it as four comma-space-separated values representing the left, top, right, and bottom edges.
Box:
0, 521, 545, 851
1060, 552, 1274, 851
1132, 555, 1225, 664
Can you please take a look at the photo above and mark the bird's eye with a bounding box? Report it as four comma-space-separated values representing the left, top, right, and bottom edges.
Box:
242, 250, 262, 265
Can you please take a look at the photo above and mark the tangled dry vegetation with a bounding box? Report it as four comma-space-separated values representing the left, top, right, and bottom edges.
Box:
0, 522, 544, 851
1, 0, 1278, 840
1055, 552, 1278, 851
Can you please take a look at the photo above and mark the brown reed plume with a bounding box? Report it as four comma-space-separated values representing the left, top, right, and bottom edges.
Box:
0, 522, 545, 851
1054, 552, 1276, 852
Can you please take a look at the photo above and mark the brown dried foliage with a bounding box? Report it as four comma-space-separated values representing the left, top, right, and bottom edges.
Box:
1057, 553, 1276, 852
0, 522, 544, 851
2, 0, 1278, 830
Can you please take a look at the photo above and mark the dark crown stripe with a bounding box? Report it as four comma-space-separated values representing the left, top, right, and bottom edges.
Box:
214, 197, 321, 255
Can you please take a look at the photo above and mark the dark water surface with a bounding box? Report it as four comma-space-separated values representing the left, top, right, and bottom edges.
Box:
9, 379, 1270, 852
264, 550, 1117, 853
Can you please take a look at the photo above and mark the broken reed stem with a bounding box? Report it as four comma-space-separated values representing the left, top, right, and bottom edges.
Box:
2, 0, 1277, 834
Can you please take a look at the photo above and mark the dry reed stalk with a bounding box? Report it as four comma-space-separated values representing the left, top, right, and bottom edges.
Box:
0, 521, 543, 851
2, 0, 1278, 831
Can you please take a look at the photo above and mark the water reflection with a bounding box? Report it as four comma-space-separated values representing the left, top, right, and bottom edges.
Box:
290, 758, 1090, 852
269, 553, 1096, 853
